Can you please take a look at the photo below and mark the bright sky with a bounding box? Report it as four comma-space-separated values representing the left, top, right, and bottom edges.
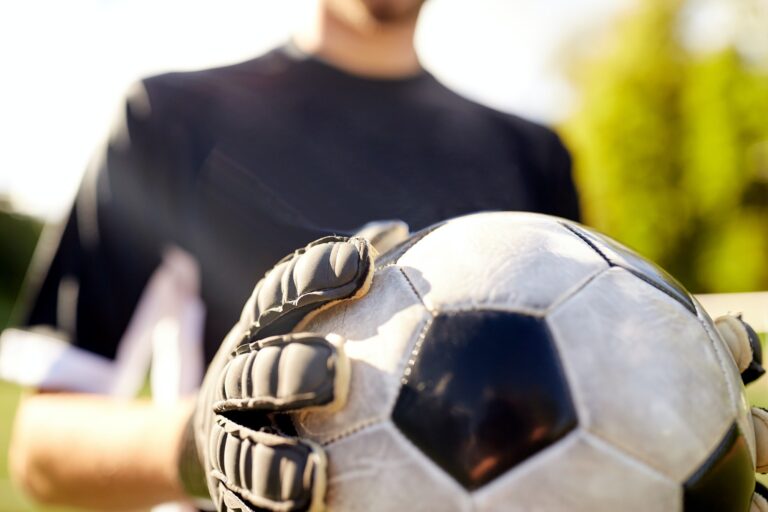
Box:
0, 0, 629, 220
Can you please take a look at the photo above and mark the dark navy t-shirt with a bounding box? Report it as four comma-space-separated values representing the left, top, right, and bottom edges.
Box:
21, 44, 580, 365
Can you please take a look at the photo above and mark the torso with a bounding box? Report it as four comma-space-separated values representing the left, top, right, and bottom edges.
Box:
144, 45, 573, 361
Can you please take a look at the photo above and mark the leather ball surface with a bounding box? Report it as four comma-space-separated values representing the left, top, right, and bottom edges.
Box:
291, 212, 755, 512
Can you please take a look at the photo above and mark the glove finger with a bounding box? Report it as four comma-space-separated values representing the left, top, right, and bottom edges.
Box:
753, 494, 768, 512
218, 483, 255, 512
753, 482, 768, 512
211, 416, 326, 512
215, 333, 350, 414
353, 219, 409, 254
243, 237, 375, 343
715, 315, 765, 385
753, 407, 768, 473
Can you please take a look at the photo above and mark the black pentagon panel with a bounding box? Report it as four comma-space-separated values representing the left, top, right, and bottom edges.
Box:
561, 222, 696, 314
683, 423, 755, 512
392, 311, 577, 491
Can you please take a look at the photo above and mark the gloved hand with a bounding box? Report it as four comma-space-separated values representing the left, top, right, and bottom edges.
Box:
712, 314, 768, 512
178, 235, 377, 511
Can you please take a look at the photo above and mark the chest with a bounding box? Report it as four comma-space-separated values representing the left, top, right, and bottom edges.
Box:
198, 100, 533, 233
189, 99, 538, 355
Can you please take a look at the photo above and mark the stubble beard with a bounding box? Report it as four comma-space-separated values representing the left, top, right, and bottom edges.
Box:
362, 0, 426, 24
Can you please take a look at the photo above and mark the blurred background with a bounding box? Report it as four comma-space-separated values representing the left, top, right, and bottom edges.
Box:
0, 0, 766, 509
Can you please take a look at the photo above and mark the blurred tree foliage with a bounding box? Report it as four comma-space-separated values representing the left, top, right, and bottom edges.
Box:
563, 0, 768, 293
0, 201, 42, 329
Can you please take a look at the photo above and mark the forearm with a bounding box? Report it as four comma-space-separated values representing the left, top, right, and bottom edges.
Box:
9, 393, 193, 510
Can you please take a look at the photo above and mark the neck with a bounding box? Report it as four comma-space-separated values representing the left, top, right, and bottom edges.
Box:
294, 2, 422, 79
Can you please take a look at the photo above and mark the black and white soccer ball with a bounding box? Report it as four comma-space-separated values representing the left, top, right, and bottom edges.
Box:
291, 212, 756, 512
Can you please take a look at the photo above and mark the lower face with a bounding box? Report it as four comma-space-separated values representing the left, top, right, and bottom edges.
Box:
363, 0, 426, 22
327, 0, 428, 24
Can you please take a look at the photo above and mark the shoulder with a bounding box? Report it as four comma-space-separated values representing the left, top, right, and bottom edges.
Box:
429, 86, 579, 218
466, 99, 571, 174
143, 53, 268, 98
123, 49, 282, 130
477, 103, 567, 161
426, 79, 566, 156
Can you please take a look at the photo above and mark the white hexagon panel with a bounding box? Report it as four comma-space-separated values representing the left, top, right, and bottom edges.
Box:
472, 430, 681, 512
397, 212, 608, 313
547, 267, 738, 482
324, 421, 471, 512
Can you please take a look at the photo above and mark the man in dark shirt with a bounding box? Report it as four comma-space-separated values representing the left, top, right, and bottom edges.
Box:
4, 0, 579, 508
20, 43, 578, 368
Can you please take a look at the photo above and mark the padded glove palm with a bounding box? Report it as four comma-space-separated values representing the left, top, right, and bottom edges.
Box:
180, 236, 376, 511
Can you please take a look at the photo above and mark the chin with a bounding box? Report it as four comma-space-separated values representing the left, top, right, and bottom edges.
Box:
360, 0, 426, 23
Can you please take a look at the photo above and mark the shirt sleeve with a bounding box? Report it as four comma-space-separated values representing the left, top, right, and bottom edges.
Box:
499, 113, 581, 222
540, 130, 581, 222
1, 80, 186, 391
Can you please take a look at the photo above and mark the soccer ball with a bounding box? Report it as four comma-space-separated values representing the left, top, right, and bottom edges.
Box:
291, 212, 755, 512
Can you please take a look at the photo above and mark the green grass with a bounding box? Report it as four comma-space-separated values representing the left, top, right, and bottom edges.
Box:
0, 381, 80, 511
0, 380, 30, 511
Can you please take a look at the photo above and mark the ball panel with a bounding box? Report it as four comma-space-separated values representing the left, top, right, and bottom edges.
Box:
392, 310, 577, 491
325, 421, 471, 512
472, 430, 681, 512
397, 212, 608, 313
560, 222, 696, 314
292, 266, 431, 444
683, 423, 755, 512
374, 221, 447, 270
547, 268, 735, 481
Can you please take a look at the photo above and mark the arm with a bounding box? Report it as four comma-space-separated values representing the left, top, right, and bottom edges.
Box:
10, 393, 192, 510
6, 79, 198, 508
